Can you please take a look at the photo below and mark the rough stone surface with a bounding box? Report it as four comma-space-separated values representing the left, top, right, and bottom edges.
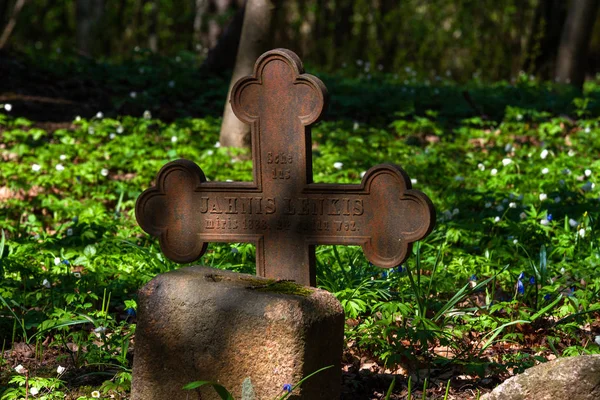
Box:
131, 266, 344, 400
481, 355, 600, 400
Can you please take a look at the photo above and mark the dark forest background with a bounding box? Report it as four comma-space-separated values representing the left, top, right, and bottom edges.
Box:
2, 0, 600, 85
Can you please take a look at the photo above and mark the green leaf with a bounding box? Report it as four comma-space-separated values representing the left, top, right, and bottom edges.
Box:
182, 381, 234, 400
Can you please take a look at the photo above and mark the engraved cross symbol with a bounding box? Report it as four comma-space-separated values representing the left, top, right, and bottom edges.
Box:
136, 49, 435, 286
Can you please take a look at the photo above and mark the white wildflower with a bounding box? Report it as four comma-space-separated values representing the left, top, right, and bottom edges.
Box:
411, 178, 417, 184
509, 202, 517, 208
57, 365, 66, 374
109, 133, 116, 140
171, 136, 178, 143
214, 141, 221, 148
143, 110, 152, 119
42, 279, 51, 288
560, 267, 565, 274
4, 103, 12, 112
30, 387, 39, 396
585, 126, 591, 133
353, 121, 359, 130
513, 239, 518, 244
360, 171, 366, 178
15, 365, 26, 374
540, 219, 549, 226
568, 149, 575, 157
101, 168, 109, 177
542, 168, 549, 174
94, 326, 106, 334
595, 335, 600, 346
516, 114, 523, 121
55, 164, 64, 171
59, 154, 67, 161
333, 162, 343, 170
54, 257, 60, 266
585, 169, 592, 177
539, 193, 547, 201
494, 216, 500, 223
504, 143, 513, 152
491, 168, 498, 176
32, 164, 41, 172
540, 149, 549, 159
116, 125, 124, 134
73, 272, 81, 278
96, 111, 104, 119
578, 228, 586, 238
225, 179, 233, 182
477, 163, 485, 171
130, 91, 137, 99
569, 218, 578, 228
92, 390, 101, 398
88, 127, 95, 135
502, 158, 512, 166
206, 150, 213, 156
519, 212, 527, 219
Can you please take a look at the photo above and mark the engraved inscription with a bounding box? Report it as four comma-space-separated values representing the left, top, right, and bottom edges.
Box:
267, 152, 293, 164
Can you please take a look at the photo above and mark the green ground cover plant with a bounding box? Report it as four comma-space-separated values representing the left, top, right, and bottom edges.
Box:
1, 52, 600, 399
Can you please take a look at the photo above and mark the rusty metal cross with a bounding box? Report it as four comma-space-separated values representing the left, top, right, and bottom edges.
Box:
135, 49, 435, 286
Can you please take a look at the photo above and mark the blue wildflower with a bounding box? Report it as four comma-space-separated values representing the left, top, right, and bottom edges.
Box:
544, 294, 551, 301
469, 274, 477, 281
62, 259, 70, 266
72, 216, 79, 223
283, 384, 292, 393
381, 271, 388, 279
518, 272, 525, 281
395, 265, 405, 273
547, 214, 552, 221
517, 279, 525, 295
231, 247, 239, 254
529, 276, 535, 285
126, 308, 136, 317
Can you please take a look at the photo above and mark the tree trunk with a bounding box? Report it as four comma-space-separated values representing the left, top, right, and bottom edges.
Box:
202, 2, 245, 71
524, 0, 567, 79
208, 0, 233, 48
555, 0, 599, 87
148, 0, 159, 52
219, 0, 280, 149
0, 0, 26, 49
76, 0, 105, 56
193, 0, 210, 48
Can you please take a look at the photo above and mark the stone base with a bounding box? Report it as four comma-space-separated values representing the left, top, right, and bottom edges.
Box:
131, 266, 344, 399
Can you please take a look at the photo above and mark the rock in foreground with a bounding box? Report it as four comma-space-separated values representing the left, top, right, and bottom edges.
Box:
482, 355, 600, 400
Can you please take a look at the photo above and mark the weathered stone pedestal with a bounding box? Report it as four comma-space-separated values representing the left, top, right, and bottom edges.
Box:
131, 266, 344, 400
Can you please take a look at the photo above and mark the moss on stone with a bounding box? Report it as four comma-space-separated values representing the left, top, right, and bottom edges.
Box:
241, 277, 313, 297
